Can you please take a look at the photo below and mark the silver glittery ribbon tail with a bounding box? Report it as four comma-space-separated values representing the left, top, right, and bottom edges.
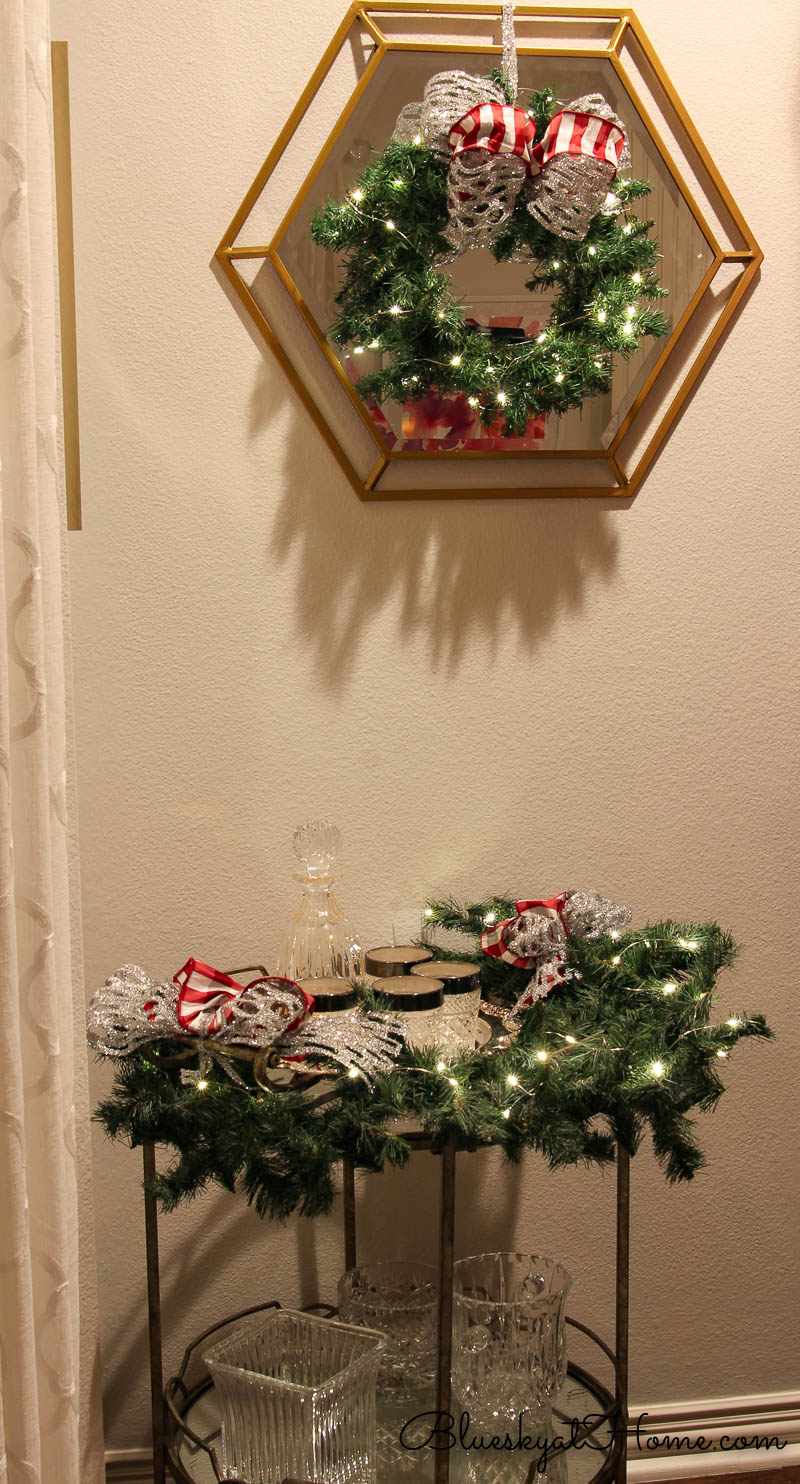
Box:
279, 1010, 406, 1088
86, 964, 181, 1056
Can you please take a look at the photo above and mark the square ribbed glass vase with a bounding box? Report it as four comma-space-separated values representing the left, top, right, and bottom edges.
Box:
203, 1309, 385, 1484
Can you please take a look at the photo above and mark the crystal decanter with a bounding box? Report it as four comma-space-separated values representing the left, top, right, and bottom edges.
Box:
276, 821, 363, 982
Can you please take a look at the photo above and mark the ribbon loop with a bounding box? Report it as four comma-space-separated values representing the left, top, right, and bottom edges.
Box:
527, 95, 628, 239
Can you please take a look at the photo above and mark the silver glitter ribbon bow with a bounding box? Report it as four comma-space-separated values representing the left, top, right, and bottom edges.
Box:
86, 964, 406, 1086
392, 4, 628, 249
481, 889, 631, 1013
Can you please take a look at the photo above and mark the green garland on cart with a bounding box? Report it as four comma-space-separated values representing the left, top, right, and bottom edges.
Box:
310, 85, 670, 436
95, 908, 771, 1221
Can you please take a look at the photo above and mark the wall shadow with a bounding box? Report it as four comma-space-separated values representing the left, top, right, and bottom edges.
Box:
245, 353, 627, 687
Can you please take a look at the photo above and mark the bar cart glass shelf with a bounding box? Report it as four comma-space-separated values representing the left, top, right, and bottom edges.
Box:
167, 1316, 620, 1483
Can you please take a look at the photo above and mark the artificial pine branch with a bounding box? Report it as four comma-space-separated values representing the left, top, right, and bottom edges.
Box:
94, 908, 771, 1220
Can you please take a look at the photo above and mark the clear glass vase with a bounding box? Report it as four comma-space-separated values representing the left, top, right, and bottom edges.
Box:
203, 1308, 385, 1484
338, 1261, 439, 1400
276, 821, 363, 981
452, 1253, 571, 1429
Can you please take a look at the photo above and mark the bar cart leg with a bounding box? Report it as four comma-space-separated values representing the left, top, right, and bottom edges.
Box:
143, 1140, 166, 1484
435, 1144, 457, 1484
615, 1143, 631, 1484
343, 1158, 357, 1271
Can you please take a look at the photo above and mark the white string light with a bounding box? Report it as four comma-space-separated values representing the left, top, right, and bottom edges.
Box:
536, 1050, 549, 1063
196, 1079, 208, 1092
650, 1060, 665, 1078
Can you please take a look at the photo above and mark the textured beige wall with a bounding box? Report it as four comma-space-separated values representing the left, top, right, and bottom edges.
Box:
52, 0, 800, 1451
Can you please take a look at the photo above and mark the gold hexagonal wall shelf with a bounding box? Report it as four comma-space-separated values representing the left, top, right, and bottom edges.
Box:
215, 4, 761, 500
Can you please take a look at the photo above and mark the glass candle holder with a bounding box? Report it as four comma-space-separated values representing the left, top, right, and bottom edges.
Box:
452, 1253, 571, 1428
338, 1260, 439, 1400
203, 1308, 384, 1484
370, 975, 443, 1049
410, 960, 482, 1053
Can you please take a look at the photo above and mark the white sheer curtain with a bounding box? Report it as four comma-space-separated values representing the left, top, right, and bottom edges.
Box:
0, 1, 105, 1481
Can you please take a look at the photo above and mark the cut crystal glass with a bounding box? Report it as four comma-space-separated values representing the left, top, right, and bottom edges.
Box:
452, 1252, 572, 1428
338, 1260, 439, 1400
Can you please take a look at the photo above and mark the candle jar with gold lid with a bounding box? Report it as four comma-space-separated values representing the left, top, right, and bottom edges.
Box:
371, 975, 443, 1050
411, 960, 482, 1053
364, 945, 433, 978
298, 976, 360, 1015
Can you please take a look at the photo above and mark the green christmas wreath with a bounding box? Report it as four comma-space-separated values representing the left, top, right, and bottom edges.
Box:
311, 84, 670, 436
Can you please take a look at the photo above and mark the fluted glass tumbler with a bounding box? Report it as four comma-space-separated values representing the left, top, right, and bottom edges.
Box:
452, 1253, 571, 1427
203, 1309, 384, 1484
338, 1261, 439, 1399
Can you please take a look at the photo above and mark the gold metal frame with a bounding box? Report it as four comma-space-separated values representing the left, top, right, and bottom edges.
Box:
215, 4, 761, 501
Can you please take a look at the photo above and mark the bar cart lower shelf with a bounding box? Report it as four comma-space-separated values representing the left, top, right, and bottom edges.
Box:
166, 1342, 621, 1483
144, 1135, 631, 1484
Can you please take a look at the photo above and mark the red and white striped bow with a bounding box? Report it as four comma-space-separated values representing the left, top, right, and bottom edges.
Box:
481, 890, 631, 1011
481, 895, 569, 969
444, 93, 626, 248
174, 959, 313, 1038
